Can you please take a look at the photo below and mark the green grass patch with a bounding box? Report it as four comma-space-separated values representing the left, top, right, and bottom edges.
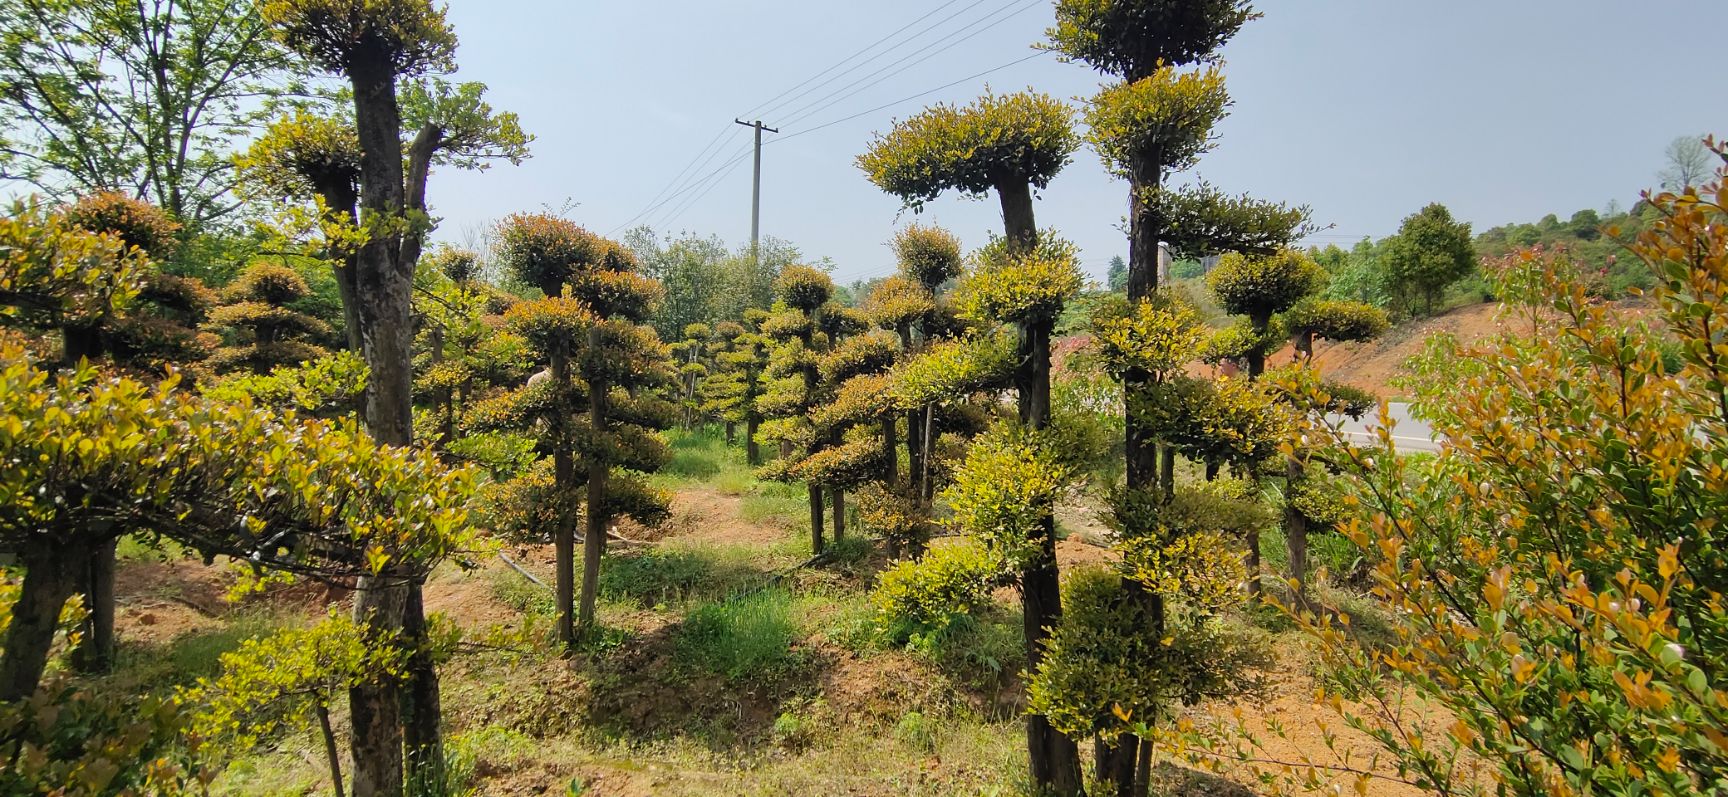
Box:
677, 589, 801, 680
109, 610, 296, 694
599, 543, 763, 608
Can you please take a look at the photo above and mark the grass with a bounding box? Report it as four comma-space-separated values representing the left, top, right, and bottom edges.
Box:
600, 542, 763, 608
108, 609, 296, 694
677, 588, 802, 680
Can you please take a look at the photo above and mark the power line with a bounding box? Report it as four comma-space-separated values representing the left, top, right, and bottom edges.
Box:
610, 142, 753, 235
615, 1, 999, 237
739, 0, 974, 120
658, 152, 752, 231
772, 0, 1045, 130
752, 0, 1001, 122
773, 50, 1051, 145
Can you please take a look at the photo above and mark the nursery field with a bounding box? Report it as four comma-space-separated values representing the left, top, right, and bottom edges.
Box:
95, 428, 1413, 796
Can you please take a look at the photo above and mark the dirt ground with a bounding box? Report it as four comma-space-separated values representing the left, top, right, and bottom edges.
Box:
112, 473, 1437, 796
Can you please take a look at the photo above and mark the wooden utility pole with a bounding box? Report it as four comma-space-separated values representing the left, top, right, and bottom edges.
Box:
734, 119, 779, 265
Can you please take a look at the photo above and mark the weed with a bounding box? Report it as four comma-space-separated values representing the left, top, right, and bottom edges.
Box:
894, 711, 937, 752
599, 543, 759, 608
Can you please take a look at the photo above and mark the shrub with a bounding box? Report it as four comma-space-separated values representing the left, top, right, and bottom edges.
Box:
872, 539, 1006, 644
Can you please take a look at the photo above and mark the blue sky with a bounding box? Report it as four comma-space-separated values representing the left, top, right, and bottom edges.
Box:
427, 0, 1724, 284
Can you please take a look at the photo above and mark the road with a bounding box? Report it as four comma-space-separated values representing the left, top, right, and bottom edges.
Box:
1330, 401, 1442, 453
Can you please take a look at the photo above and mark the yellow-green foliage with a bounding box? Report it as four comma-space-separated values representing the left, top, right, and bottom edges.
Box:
855, 482, 928, 546
503, 295, 596, 354
864, 275, 933, 330
203, 350, 368, 415
775, 265, 834, 312
182, 611, 407, 749
872, 538, 1005, 642
1045, 0, 1257, 80
1132, 374, 1290, 468
893, 223, 964, 288
1206, 248, 1325, 323
789, 434, 884, 489
942, 426, 1077, 568
812, 372, 894, 431
0, 348, 480, 577
1027, 565, 1263, 743
819, 330, 898, 383
236, 111, 361, 202
1106, 484, 1256, 613
1200, 318, 1280, 365
890, 331, 1017, 408
858, 90, 1078, 211
1283, 297, 1390, 343
958, 236, 1082, 325
262, 0, 456, 76
493, 213, 631, 297
1264, 169, 1728, 793
0, 199, 145, 328
1091, 292, 1208, 378
1085, 65, 1229, 178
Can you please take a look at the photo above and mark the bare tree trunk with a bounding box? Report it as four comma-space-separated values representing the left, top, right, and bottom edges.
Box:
72, 537, 116, 674
882, 415, 898, 487
725, 421, 736, 445
348, 577, 406, 797
832, 488, 846, 540
402, 583, 442, 794
746, 417, 761, 465
1019, 318, 1083, 796
808, 484, 825, 556
317, 701, 346, 797
0, 545, 82, 702
578, 354, 609, 632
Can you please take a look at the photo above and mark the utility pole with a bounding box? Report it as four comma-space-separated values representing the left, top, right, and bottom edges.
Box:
734, 119, 778, 266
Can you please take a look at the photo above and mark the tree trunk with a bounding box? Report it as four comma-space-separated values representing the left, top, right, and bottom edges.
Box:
906, 408, 924, 494
1284, 455, 1310, 605
832, 487, 846, 541
0, 545, 82, 702
1126, 163, 1162, 301
996, 178, 1037, 253
401, 582, 443, 793
1134, 736, 1154, 797
72, 537, 116, 674
1245, 530, 1263, 597
317, 701, 346, 797
1019, 318, 1083, 795
882, 415, 897, 487
725, 421, 736, 445
808, 484, 825, 556
746, 417, 761, 465
552, 346, 577, 649
1293, 330, 1314, 361
1096, 735, 1138, 797
578, 356, 609, 633
348, 577, 406, 797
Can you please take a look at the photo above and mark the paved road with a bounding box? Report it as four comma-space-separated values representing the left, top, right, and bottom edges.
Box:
1330, 401, 1442, 453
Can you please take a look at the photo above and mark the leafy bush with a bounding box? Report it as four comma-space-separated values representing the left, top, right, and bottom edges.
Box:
872, 539, 1006, 644
1259, 168, 1728, 795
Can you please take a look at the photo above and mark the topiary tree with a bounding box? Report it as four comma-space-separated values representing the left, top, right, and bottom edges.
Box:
672, 322, 711, 429
861, 87, 1085, 795
479, 213, 672, 646
756, 264, 841, 554
1283, 297, 1390, 360
860, 90, 1078, 252
412, 247, 529, 457
207, 262, 334, 374
1380, 202, 1475, 316
254, 5, 528, 779
0, 346, 481, 705
700, 312, 772, 462
1205, 248, 1324, 377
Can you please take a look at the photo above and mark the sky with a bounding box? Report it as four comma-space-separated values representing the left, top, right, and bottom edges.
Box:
427, 0, 1725, 285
